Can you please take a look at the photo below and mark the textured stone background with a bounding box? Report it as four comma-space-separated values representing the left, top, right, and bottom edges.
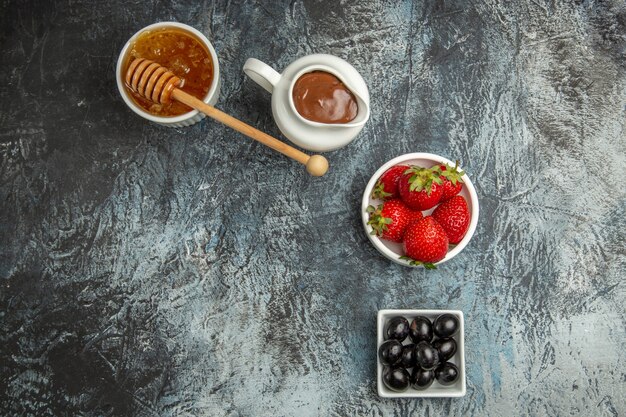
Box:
1, 0, 626, 416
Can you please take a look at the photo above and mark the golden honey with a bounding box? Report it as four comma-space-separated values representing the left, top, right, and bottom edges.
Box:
123, 27, 214, 117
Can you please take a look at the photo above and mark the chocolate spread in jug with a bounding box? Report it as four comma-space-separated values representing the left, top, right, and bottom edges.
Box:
292, 71, 358, 124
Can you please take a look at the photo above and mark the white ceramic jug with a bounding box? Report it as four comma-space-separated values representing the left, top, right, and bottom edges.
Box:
243, 54, 370, 152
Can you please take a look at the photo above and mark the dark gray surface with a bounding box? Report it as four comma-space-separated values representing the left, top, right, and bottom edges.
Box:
1, 1, 626, 416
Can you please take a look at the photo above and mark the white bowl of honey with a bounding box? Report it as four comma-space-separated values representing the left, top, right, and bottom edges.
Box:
116, 22, 220, 127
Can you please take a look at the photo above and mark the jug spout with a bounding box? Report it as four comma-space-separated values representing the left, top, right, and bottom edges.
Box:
344, 90, 370, 128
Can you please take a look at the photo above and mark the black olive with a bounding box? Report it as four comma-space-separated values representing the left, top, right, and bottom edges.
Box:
415, 341, 440, 371
409, 316, 433, 344
382, 366, 410, 392
400, 344, 416, 368
432, 337, 457, 361
385, 316, 410, 342
433, 314, 459, 338
435, 362, 459, 386
410, 366, 435, 390
378, 340, 403, 366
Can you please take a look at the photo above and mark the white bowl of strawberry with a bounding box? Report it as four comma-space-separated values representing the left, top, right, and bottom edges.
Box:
362, 153, 479, 268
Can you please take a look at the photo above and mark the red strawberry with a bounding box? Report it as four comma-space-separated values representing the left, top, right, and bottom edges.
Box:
401, 216, 449, 268
371, 165, 410, 200
432, 195, 470, 244
398, 166, 443, 211
367, 199, 423, 242
434, 161, 465, 202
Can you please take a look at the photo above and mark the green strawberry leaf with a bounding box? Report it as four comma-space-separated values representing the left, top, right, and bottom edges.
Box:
399, 256, 438, 269
440, 160, 465, 185
367, 203, 391, 237
431, 165, 444, 174
371, 181, 392, 200
405, 166, 442, 195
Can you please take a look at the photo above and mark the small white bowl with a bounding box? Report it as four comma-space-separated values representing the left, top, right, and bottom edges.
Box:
361, 153, 479, 267
116, 22, 221, 128
377, 309, 466, 398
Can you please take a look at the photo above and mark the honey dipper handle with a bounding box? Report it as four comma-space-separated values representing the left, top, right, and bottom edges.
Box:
170, 89, 329, 176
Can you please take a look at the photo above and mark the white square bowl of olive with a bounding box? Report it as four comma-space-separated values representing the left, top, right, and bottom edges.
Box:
377, 309, 466, 398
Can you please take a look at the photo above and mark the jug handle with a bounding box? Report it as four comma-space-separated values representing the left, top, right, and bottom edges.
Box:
243, 58, 281, 94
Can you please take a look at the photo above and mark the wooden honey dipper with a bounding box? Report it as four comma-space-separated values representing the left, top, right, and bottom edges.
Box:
125, 58, 329, 176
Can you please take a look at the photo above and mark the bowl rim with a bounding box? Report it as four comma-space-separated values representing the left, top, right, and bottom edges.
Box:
377, 309, 466, 398
115, 21, 220, 124
361, 153, 479, 267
